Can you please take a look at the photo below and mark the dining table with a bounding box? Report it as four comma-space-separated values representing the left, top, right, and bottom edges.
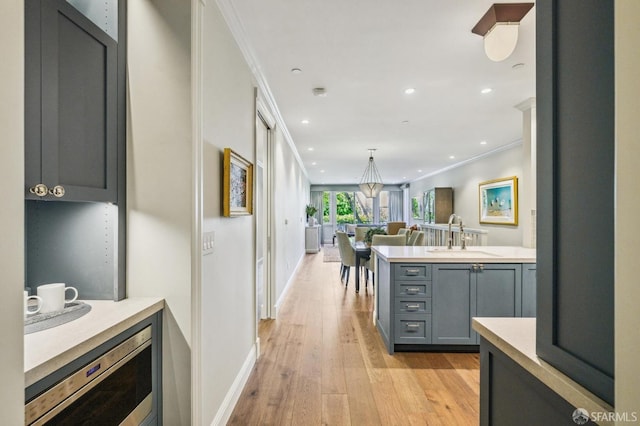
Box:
351, 240, 372, 293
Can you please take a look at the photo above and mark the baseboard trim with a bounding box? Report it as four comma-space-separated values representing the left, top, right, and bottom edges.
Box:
210, 343, 257, 426
274, 252, 305, 318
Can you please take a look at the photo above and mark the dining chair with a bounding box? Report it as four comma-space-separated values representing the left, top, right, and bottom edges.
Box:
364, 234, 407, 289
408, 230, 425, 246
354, 227, 368, 242
386, 221, 406, 235
336, 231, 357, 286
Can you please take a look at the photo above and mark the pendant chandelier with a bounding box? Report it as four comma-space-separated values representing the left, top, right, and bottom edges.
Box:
358, 149, 384, 198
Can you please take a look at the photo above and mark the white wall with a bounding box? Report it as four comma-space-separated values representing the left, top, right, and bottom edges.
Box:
199, 3, 257, 424
0, 0, 26, 423
615, 0, 640, 419
127, 0, 192, 424
409, 145, 524, 246
272, 129, 310, 310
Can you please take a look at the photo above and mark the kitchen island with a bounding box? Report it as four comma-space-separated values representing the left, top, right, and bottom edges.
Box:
371, 246, 536, 354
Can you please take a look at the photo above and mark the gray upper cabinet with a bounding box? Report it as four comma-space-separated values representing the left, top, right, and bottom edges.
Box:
26, 0, 118, 203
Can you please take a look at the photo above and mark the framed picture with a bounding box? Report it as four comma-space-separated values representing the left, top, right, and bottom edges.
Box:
223, 148, 253, 217
479, 176, 518, 225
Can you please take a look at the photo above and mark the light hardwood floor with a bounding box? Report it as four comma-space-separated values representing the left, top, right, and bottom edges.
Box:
228, 249, 480, 425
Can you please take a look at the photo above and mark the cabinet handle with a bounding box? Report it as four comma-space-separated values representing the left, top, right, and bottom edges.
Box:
405, 323, 421, 330
29, 183, 49, 197
405, 269, 420, 275
405, 303, 421, 310
48, 185, 65, 198
406, 287, 421, 294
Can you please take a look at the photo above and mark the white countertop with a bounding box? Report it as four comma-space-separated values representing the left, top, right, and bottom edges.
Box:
25, 297, 164, 387
371, 245, 536, 263
472, 317, 614, 426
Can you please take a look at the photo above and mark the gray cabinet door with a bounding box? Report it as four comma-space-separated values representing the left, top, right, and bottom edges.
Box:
432, 264, 476, 345
26, 0, 118, 202
521, 265, 536, 318
476, 264, 522, 318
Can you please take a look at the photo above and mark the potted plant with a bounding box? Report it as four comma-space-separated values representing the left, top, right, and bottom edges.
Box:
364, 227, 387, 246
306, 204, 318, 226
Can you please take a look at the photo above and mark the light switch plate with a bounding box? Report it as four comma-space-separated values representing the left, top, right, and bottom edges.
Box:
203, 231, 215, 255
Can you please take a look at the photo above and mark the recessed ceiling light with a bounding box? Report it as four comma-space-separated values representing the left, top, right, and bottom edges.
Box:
320, 170, 325, 173
512, 63, 525, 70
301, 119, 310, 124
312, 87, 327, 97
418, 169, 423, 173
402, 176, 407, 179
311, 162, 317, 166
307, 147, 314, 151
291, 68, 302, 74
404, 88, 416, 95
481, 88, 493, 94
480, 140, 487, 145
401, 120, 410, 125
449, 155, 455, 159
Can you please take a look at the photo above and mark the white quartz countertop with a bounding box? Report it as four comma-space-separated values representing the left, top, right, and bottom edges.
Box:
25, 297, 164, 387
371, 245, 536, 263
472, 317, 614, 426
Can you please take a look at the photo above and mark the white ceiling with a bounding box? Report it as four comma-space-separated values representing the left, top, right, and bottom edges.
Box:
225, 0, 536, 185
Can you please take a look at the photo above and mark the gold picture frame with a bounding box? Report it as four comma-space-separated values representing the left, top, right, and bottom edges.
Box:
479, 176, 518, 225
223, 148, 253, 217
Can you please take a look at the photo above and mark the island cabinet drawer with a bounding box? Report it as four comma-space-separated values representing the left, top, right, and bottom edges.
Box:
395, 298, 432, 314
395, 281, 431, 298
394, 314, 432, 344
394, 264, 431, 281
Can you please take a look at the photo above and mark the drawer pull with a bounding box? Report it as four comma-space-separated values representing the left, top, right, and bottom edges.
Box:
405, 268, 420, 275
405, 323, 421, 330
405, 304, 421, 310
406, 287, 421, 294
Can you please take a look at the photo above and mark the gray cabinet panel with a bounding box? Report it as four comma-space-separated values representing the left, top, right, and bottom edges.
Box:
537, 0, 614, 405
432, 264, 476, 345
522, 265, 536, 318
476, 264, 522, 318
376, 258, 393, 352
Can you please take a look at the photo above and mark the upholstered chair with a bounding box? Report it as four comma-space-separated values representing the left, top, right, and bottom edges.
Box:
354, 227, 368, 242
386, 221, 406, 235
336, 231, 357, 286
408, 230, 425, 246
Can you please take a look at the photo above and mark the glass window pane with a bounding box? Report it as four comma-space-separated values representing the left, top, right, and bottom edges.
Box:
354, 192, 373, 224
379, 191, 389, 223
336, 192, 354, 224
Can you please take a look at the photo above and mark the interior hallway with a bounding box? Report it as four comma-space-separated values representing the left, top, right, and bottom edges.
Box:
228, 248, 480, 425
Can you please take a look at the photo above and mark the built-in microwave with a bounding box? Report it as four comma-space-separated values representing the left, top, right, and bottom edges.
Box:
25, 315, 161, 425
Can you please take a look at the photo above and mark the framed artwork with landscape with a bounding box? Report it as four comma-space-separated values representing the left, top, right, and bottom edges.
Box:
223, 148, 253, 217
478, 176, 518, 225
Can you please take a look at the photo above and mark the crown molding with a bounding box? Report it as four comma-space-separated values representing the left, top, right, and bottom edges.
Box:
410, 139, 523, 183
215, 0, 308, 179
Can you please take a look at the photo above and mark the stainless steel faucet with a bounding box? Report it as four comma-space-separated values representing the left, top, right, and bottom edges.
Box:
447, 214, 464, 249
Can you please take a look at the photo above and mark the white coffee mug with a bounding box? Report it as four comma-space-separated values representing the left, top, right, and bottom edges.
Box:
24, 291, 43, 318
37, 283, 78, 314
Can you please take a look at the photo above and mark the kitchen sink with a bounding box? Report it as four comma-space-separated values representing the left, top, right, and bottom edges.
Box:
426, 248, 500, 257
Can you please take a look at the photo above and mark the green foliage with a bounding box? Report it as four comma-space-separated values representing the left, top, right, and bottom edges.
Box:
364, 227, 387, 245
305, 204, 318, 217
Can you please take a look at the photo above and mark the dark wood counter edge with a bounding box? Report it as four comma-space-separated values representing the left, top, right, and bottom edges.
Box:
472, 318, 614, 417
25, 299, 165, 387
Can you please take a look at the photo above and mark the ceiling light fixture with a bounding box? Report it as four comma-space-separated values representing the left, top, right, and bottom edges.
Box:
404, 88, 416, 95
291, 68, 302, 74
481, 88, 493, 94
449, 155, 455, 159
307, 147, 314, 151
312, 87, 327, 97
472, 3, 534, 62
359, 149, 384, 198
480, 140, 488, 145
301, 119, 310, 124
